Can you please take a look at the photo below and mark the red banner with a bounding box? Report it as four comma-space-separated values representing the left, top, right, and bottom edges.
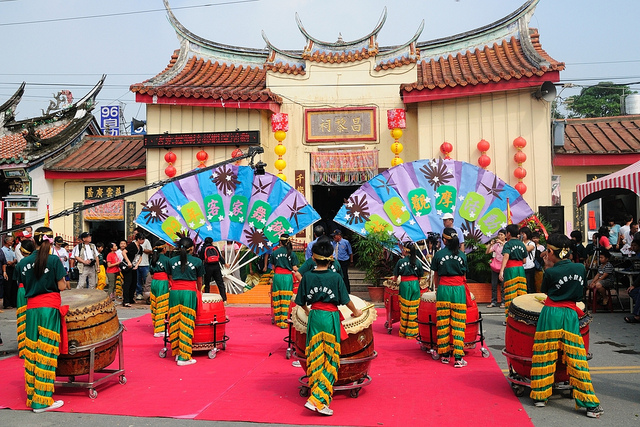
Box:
311, 150, 378, 186
83, 199, 124, 221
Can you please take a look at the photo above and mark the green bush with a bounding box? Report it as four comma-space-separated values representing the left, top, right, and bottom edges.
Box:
352, 231, 399, 286
464, 239, 492, 283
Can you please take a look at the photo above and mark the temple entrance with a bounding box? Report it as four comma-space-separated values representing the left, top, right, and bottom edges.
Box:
311, 185, 360, 237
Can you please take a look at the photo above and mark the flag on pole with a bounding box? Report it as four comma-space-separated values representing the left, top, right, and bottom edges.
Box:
506, 198, 512, 224
44, 203, 50, 227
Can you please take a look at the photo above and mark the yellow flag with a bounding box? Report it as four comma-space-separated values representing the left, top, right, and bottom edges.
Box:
44, 204, 50, 227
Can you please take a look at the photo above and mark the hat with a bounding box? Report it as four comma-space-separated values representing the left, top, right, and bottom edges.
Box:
331, 229, 342, 236
441, 213, 454, 220
54, 236, 64, 244
22, 231, 32, 238
61, 242, 69, 247
14, 231, 24, 239
79, 232, 91, 239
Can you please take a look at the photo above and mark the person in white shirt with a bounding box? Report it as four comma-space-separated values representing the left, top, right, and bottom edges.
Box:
52, 236, 70, 279
72, 232, 99, 289
135, 232, 153, 300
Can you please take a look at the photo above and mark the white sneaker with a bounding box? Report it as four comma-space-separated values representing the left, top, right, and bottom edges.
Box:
177, 358, 197, 366
153, 332, 164, 338
317, 405, 333, 416
292, 360, 301, 367
454, 358, 468, 368
33, 400, 64, 413
304, 400, 317, 413
534, 400, 546, 407
136, 294, 143, 300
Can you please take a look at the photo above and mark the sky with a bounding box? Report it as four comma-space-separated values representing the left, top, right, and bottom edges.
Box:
1, 0, 639, 126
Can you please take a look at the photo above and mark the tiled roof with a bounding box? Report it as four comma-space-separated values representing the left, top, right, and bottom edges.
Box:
46, 136, 145, 172
130, 54, 281, 103
556, 116, 640, 155
0, 123, 69, 162
402, 30, 564, 93
302, 44, 378, 64
264, 62, 306, 76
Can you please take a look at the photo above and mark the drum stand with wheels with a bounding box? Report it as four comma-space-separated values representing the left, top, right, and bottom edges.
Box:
284, 318, 295, 359
158, 315, 230, 360
293, 351, 377, 398
416, 311, 490, 359
55, 324, 127, 399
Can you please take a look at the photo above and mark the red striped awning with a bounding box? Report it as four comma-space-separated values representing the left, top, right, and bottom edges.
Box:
576, 160, 640, 206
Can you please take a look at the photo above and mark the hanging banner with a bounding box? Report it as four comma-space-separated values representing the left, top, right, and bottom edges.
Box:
311, 150, 378, 186
83, 199, 124, 221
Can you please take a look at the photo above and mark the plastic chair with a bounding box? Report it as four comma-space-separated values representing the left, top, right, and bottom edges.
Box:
587, 287, 613, 313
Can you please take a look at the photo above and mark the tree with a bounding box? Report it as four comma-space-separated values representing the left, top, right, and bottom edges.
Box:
564, 82, 635, 118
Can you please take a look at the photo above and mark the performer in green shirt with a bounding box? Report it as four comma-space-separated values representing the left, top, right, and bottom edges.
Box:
14, 239, 35, 359
430, 228, 468, 367
168, 237, 204, 366
295, 239, 361, 416
499, 224, 528, 317
530, 233, 604, 419
296, 236, 342, 279
269, 234, 298, 328
392, 243, 424, 339
149, 240, 171, 338
20, 227, 67, 413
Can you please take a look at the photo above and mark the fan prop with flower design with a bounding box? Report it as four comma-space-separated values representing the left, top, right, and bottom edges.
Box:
334, 158, 534, 247
136, 165, 319, 292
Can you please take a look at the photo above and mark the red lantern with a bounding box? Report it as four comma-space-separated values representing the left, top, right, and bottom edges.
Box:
513, 136, 527, 149
196, 149, 208, 163
513, 151, 527, 164
515, 181, 527, 195
164, 151, 177, 164
478, 154, 491, 169
514, 166, 527, 180
165, 165, 176, 178
440, 142, 453, 158
477, 139, 490, 153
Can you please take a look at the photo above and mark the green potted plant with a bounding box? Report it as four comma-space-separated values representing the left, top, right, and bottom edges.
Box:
352, 231, 399, 302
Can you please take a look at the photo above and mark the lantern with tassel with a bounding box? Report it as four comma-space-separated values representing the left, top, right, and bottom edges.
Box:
440, 142, 453, 159
477, 139, 491, 169
196, 149, 208, 168
271, 113, 288, 181
513, 137, 527, 195
387, 109, 406, 167
164, 150, 177, 178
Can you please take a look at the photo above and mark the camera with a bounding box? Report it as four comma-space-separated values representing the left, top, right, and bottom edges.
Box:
88, 259, 96, 266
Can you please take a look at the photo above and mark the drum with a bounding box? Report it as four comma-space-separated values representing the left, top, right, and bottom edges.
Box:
417, 291, 479, 349
193, 293, 226, 346
57, 289, 121, 376
383, 274, 432, 330
505, 293, 590, 382
292, 295, 377, 385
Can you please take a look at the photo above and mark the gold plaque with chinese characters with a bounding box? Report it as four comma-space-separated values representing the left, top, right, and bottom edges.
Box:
305, 108, 377, 143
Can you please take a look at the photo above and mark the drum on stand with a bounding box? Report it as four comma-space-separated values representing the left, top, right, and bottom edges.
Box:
382, 273, 431, 334
292, 295, 377, 392
417, 290, 479, 351
57, 289, 121, 377
504, 293, 590, 385
193, 293, 228, 355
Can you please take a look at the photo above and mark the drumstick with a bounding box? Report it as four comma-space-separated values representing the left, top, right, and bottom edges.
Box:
360, 303, 375, 312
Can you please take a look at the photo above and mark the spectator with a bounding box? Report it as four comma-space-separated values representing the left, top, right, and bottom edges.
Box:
72, 232, 100, 289
570, 230, 587, 264
607, 217, 621, 251
441, 213, 465, 251
2, 235, 17, 309
588, 248, 614, 307
135, 229, 153, 300
624, 239, 640, 323
105, 242, 120, 300
486, 229, 506, 308
198, 237, 226, 299
621, 221, 638, 256
305, 225, 325, 260
331, 229, 353, 293
52, 236, 70, 286
597, 226, 612, 250
520, 226, 537, 294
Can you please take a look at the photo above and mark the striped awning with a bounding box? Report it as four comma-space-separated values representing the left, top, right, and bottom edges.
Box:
576, 160, 640, 206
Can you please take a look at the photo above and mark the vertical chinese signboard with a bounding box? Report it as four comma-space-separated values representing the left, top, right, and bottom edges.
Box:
295, 170, 306, 238
101, 105, 120, 136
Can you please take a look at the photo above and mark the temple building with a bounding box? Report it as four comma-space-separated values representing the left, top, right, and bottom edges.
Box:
0, 78, 104, 231
131, 0, 567, 240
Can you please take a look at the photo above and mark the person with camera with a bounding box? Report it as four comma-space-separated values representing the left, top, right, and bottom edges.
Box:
485, 229, 506, 308
72, 232, 99, 289
121, 234, 144, 307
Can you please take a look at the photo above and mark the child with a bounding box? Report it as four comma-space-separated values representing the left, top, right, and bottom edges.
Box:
499, 224, 528, 317
294, 239, 362, 416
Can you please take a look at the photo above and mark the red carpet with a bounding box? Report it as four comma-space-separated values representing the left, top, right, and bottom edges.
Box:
0, 307, 532, 426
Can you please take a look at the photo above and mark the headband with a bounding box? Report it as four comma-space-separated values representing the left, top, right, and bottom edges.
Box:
312, 253, 334, 262
442, 233, 457, 240
547, 244, 569, 259
34, 230, 53, 237
20, 247, 32, 256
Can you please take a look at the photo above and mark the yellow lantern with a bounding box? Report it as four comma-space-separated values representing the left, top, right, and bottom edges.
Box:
390, 128, 403, 140
274, 158, 287, 172
391, 142, 404, 155
274, 144, 287, 156
274, 130, 287, 142
277, 173, 287, 181
391, 157, 404, 167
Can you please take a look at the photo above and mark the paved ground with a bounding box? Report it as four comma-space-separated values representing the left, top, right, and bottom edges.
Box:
1, 298, 638, 426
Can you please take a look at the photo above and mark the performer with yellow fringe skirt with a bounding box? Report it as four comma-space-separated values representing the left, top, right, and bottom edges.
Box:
20, 227, 68, 413
393, 243, 424, 339
14, 239, 35, 358
167, 237, 203, 366
269, 234, 298, 328
295, 239, 362, 416
150, 241, 171, 338
499, 224, 528, 318
530, 233, 604, 418
430, 228, 468, 368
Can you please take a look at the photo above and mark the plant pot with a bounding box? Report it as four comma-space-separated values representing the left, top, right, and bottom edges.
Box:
367, 286, 385, 303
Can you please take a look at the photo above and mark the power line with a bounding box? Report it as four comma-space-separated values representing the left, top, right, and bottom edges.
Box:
0, 0, 260, 26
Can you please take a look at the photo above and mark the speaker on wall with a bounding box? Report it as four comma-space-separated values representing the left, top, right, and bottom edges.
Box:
538, 206, 564, 235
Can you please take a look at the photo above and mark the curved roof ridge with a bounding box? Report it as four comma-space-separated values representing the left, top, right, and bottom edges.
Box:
374, 20, 424, 70
164, 0, 268, 65
295, 7, 387, 48
417, 0, 538, 54
0, 82, 25, 126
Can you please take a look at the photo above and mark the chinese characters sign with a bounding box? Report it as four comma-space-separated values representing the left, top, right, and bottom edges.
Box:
144, 131, 259, 148
85, 186, 125, 200
295, 170, 306, 238
305, 108, 376, 143
101, 106, 120, 136
83, 200, 125, 221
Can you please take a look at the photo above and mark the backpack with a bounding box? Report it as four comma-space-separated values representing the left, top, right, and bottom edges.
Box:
204, 246, 220, 263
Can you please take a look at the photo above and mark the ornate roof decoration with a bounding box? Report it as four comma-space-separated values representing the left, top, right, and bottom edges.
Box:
45, 135, 146, 173
402, 0, 564, 98
0, 76, 104, 167
374, 20, 424, 71
0, 82, 25, 128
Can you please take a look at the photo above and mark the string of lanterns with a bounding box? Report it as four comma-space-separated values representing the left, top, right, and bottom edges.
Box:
271, 112, 288, 181
477, 139, 491, 169
164, 150, 177, 178
513, 136, 527, 195
196, 148, 208, 168
387, 109, 406, 167
440, 141, 453, 159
